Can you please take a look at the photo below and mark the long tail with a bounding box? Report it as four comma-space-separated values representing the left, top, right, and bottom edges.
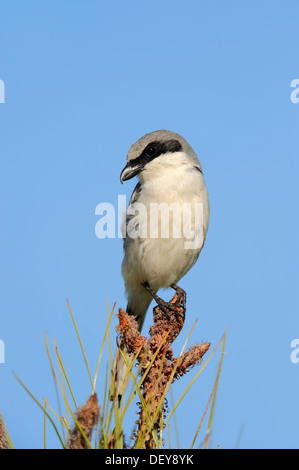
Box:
110, 286, 153, 402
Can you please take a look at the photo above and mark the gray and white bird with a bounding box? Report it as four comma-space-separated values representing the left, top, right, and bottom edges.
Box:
112, 129, 209, 398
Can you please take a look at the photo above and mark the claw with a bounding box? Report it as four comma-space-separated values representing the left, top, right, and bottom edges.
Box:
142, 282, 186, 322
170, 284, 186, 312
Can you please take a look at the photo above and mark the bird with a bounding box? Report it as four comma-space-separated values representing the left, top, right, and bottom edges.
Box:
112, 129, 210, 399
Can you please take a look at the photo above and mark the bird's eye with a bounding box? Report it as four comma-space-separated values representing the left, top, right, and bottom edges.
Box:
145, 145, 156, 157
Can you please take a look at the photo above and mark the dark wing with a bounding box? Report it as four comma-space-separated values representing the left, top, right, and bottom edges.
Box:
193, 165, 203, 175
128, 181, 142, 206
123, 182, 142, 249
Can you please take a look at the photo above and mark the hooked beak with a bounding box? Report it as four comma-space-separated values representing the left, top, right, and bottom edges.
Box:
120, 161, 142, 183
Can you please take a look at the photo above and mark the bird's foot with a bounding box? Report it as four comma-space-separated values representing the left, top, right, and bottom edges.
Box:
170, 283, 187, 314
142, 282, 186, 322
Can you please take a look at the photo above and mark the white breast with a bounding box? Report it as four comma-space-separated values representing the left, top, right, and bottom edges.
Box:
122, 152, 210, 291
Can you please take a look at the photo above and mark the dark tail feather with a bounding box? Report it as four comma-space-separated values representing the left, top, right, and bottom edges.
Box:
110, 289, 153, 402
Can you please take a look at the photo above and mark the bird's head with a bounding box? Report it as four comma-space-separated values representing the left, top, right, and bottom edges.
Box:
120, 129, 202, 184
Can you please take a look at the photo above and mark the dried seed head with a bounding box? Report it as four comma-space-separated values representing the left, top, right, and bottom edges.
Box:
68, 393, 100, 449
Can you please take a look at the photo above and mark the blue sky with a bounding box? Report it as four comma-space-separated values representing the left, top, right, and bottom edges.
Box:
0, 1, 298, 449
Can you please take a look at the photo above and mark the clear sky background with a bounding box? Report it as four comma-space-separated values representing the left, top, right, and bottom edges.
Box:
0, 1, 298, 449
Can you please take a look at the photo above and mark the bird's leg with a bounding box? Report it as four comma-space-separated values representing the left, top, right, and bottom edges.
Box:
170, 283, 187, 313
142, 282, 186, 321
142, 282, 170, 319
